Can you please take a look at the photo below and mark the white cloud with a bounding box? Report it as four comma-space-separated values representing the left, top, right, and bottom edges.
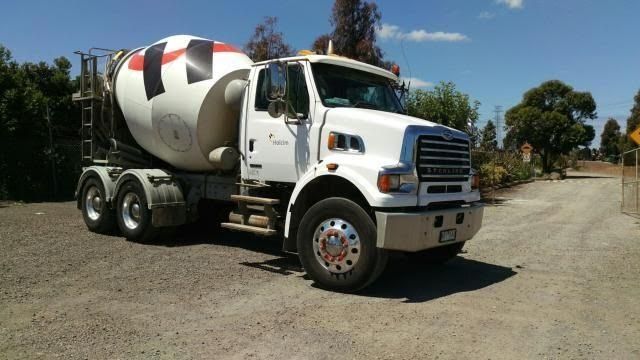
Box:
478, 11, 495, 20
377, 23, 470, 42
405, 30, 469, 42
497, 0, 523, 9
401, 77, 433, 88
377, 24, 402, 40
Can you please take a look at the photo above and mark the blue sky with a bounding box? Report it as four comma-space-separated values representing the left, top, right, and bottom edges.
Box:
2, 0, 638, 147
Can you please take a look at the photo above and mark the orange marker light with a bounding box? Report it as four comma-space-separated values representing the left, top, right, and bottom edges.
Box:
377, 174, 401, 193
471, 174, 480, 190
328, 133, 337, 149
378, 174, 390, 193
391, 64, 400, 76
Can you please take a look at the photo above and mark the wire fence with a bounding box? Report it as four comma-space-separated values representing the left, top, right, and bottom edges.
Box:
0, 138, 82, 201
621, 147, 640, 214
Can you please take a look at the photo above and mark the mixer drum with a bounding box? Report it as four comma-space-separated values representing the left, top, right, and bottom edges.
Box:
114, 35, 253, 171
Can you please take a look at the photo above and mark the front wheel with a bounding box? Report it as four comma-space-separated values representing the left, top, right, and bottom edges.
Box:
297, 197, 387, 292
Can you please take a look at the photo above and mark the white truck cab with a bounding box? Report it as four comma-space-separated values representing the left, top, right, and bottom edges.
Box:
74, 37, 483, 292
237, 54, 483, 289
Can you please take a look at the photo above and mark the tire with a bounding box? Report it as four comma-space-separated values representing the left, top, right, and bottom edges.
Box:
409, 241, 465, 265
115, 180, 159, 243
81, 177, 116, 234
297, 197, 388, 292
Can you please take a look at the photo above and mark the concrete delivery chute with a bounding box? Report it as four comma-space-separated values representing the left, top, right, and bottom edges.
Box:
73, 34, 484, 292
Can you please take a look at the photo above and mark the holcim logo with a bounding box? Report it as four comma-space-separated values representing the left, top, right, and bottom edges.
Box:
268, 133, 289, 146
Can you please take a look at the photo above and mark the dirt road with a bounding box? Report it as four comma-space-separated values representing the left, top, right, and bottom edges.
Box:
1, 171, 639, 359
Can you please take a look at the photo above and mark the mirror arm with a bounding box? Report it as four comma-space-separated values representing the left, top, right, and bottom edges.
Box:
283, 97, 306, 125
285, 118, 302, 125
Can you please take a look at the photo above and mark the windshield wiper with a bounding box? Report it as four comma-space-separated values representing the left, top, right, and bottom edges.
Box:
353, 101, 404, 114
353, 101, 379, 110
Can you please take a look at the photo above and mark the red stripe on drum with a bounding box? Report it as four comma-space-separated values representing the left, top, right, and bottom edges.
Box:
128, 43, 242, 71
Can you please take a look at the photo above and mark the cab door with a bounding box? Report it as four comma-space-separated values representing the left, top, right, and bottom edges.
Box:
242, 62, 315, 183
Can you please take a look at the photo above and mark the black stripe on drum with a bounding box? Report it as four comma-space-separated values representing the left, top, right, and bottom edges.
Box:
186, 39, 214, 84
143, 42, 167, 100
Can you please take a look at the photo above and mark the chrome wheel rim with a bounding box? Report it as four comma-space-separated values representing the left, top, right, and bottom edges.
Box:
85, 186, 102, 221
121, 192, 141, 230
312, 218, 361, 274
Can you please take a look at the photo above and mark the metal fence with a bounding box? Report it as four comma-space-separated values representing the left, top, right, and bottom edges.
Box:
621, 147, 640, 214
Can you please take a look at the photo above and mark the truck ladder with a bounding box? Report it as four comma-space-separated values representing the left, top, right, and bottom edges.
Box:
72, 49, 115, 165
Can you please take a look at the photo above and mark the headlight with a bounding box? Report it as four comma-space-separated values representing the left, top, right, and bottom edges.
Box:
377, 164, 418, 194
377, 174, 400, 193
328, 132, 364, 153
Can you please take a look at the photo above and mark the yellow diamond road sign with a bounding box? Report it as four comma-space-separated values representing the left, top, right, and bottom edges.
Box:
630, 126, 640, 146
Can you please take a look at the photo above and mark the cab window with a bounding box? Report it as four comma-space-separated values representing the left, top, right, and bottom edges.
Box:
254, 64, 310, 117
286, 63, 309, 118
311, 63, 403, 114
254, 69, 269, 111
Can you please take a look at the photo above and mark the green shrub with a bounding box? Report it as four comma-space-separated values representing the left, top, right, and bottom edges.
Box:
472, 150, 532, 185
479, 164, 508, 187
512, 163, 533, 180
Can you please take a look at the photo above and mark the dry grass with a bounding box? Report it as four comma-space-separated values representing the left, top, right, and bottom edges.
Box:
576, 161, 629, 177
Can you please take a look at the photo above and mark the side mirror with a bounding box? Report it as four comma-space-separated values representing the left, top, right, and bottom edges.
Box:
266, 62, 286, 101
267, 101, 286, 118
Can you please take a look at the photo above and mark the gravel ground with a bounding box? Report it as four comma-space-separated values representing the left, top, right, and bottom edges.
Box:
1, 171, 639, 359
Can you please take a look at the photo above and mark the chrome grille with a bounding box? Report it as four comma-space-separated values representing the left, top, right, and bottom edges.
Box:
417, 134, 470, 182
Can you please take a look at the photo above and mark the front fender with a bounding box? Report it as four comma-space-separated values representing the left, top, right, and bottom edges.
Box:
283, 155, 417, 238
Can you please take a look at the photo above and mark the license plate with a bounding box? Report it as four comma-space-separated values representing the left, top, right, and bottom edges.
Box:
439, 229, 457, 243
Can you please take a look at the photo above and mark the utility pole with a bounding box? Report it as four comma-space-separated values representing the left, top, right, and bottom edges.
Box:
494, 105, 503, 149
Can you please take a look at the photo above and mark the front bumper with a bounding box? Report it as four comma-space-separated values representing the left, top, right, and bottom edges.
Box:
375, 203, 484, 252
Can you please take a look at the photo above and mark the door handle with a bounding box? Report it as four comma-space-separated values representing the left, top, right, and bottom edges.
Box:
285, 113, 307, 125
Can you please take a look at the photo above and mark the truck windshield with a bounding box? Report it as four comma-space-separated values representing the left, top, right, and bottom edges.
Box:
311, 63, 404, 114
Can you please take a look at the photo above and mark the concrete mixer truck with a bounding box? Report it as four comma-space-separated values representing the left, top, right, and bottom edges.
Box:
73, 35, 483, 292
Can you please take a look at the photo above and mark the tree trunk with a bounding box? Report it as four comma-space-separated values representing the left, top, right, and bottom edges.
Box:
541, 151, 551, 174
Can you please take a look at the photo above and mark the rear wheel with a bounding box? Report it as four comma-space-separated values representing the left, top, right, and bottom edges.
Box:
297, 197, 387, 292
81, 177, 116, 234
115, 180, 159, 243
